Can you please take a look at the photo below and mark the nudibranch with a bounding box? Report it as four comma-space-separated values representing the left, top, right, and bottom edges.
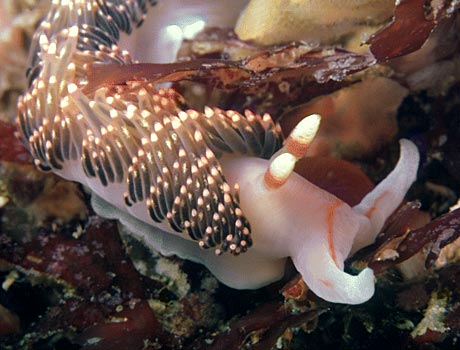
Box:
17, 0, 420, 304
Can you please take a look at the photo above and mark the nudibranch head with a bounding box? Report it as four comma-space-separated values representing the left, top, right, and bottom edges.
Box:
17, 0, 420, 305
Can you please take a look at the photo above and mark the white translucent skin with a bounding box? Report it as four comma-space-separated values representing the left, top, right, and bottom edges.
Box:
86, 139, 419, 304
119, 0, 249, 63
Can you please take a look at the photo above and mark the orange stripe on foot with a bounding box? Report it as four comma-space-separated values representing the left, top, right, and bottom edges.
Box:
319, 278, 334, 288
327, 199, 344, 268
365, 191, 389, 218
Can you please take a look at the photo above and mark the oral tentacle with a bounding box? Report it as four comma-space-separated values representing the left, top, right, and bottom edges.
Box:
290, 197, 375, 304
352, 139, 420, 252
293, 251, 375, 304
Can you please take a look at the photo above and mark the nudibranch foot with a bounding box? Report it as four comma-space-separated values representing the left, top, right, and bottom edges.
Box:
90, 192, 287, 289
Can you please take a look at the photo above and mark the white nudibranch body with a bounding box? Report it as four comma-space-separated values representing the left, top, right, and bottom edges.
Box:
17, 0, 420, 305
93, 137, 419, 305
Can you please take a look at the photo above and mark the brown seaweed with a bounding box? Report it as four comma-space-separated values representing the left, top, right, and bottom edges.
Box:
84, 45, 374, 95
190, 302, 323, 350
369, 0, 460, 61
369, 207, 460, 273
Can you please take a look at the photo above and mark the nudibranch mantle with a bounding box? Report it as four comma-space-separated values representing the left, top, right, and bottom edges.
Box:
17, 0, 420, 304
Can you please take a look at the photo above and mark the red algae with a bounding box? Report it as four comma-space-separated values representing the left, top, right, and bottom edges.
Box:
0, 217, 173, 348
75, 301, 168, 350
369, 0, 460, 61
295, 156, 375, 207
191, 302, 323, 350
0, 121, 31, 164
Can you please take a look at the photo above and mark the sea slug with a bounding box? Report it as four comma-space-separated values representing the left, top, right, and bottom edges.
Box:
17, 0, 419, 304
